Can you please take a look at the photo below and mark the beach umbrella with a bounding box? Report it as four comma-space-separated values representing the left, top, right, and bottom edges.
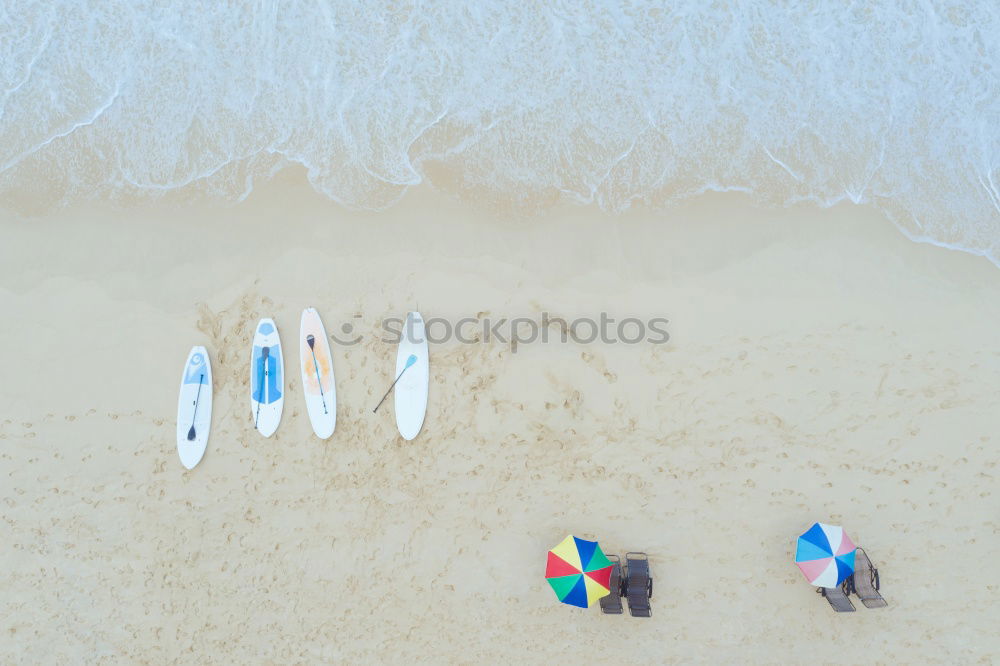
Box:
795, 522, 857, 587
545, 535, 614, 608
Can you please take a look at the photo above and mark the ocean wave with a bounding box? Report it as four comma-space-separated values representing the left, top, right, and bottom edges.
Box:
1, 1, 998, 263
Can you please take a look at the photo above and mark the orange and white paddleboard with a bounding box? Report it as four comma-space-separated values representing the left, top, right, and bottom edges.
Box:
299, 307, 336, 439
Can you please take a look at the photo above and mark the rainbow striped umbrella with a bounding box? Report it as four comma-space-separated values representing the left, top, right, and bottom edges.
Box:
545, 535, 614, 608
795, 522, 857, 587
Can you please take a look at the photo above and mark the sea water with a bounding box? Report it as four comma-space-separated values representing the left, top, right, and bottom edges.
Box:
1, 1, 998, 264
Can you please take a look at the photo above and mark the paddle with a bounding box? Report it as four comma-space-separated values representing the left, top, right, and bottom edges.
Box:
306, 334, 329, 415
254, 346, 269, 429
372, 354, 417, 413
186, 373, 205, 441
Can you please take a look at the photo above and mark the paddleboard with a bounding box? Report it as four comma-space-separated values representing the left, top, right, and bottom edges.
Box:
299, 307, 336, 439
394, 311, 429, 440
250, 318, 284, 437
176, 346, 212, 469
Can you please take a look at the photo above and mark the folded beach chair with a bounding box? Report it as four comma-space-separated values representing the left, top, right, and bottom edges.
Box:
850, 548, 888, 609
623, 552, 652, 618
819, 583, 855, 612
599, 554, 624, 615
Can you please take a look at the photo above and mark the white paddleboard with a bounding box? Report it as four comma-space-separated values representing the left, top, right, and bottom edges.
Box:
176, 346, 212, 469
394, 311, 429, 440
250, 318, 284, 437
299, 307, 336, 439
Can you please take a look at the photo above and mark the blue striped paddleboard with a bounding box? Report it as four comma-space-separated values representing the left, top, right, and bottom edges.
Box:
250, 318, 284, 437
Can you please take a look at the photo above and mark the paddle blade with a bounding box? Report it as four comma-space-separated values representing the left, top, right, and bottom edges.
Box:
406, 354, 417, 367
187, 425, 196, 440
306, 334, 316, 349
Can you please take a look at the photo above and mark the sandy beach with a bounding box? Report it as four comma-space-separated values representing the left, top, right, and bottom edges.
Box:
1, 172, 998, 663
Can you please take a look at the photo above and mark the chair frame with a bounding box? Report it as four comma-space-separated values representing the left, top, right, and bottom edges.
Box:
818, 581, 856, 612
849, 548, 888, 609
623, 552, 653, 618
599, 554, 624, 615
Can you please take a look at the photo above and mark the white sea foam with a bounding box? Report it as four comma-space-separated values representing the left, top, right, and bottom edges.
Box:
1, 1, 998, 263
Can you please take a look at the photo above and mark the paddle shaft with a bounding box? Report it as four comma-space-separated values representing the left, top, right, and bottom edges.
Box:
254, 347, 269, 429
307, 343, 328, 414
372, 361, 414, 414
187, 373, 204, 440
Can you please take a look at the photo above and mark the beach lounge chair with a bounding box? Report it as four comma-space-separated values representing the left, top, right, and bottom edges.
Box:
819, 583, 855, 612
623, 552, 652, 618
599, 554, 624, 615
850, 548, 888, 609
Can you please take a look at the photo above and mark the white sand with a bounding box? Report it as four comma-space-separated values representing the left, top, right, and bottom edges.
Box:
1, 176, 998, 663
